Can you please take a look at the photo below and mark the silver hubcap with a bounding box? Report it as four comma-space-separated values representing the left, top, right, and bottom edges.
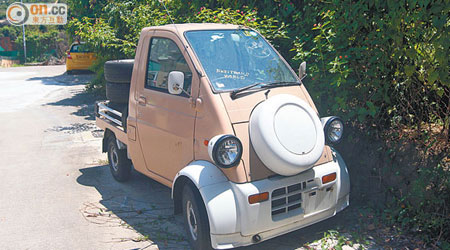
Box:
186, 200, 198, 241
110, 147, 119, 172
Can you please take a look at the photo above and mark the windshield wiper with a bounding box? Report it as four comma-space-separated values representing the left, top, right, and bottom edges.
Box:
230, 82, 265, 99
262, 81, 301, 89
230, 81, 300, 99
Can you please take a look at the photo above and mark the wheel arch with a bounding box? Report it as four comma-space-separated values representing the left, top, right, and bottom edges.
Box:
102, 128, 115, 153
172, 175, 191, 215
172, 160, 240, 235
172, 160, 228, 215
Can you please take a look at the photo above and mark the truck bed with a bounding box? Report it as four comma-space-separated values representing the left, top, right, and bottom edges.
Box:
95, 101, 128, 144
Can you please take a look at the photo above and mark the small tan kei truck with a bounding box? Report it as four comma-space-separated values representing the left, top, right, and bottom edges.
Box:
95, 23, 350, 250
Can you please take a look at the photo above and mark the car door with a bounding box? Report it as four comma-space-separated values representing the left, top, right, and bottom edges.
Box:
136, 31, 197, 182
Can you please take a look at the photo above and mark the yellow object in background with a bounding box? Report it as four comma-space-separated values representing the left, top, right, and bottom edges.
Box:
66, 42, 96, 74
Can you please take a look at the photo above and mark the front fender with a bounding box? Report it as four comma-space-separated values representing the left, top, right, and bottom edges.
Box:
172, 160, 240, 234
331, 148, 350, 200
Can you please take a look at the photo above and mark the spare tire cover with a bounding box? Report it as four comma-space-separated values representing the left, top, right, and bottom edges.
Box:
249, 94, 324, 176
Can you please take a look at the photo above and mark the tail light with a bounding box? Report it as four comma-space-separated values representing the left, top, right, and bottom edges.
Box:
67, 52, 72, 59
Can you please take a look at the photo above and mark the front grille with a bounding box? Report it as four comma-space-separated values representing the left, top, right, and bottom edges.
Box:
271, 179, 314, 218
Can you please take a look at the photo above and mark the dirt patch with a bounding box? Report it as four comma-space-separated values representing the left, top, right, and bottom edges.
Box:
46, 123, 96, 134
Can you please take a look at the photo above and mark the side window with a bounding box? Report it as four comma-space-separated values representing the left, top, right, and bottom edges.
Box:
145, 37, 192, 95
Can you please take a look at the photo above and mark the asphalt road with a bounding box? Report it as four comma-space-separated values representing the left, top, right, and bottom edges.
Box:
0, 66, 167, 249
0, 65, 356, 250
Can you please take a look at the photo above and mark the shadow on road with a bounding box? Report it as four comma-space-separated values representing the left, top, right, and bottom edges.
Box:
76, 165, 356, 250
27, 71, 94, 86
46, 88, 103, 121
77, 165, 189, 249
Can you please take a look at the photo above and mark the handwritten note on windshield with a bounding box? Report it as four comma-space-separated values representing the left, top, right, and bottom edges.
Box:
216, 69, 249, 80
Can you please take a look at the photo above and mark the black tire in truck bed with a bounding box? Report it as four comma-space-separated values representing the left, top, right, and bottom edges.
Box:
104, 59, 134, 83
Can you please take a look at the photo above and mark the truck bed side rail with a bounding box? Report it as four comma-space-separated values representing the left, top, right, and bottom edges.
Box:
96, 101, 123, 127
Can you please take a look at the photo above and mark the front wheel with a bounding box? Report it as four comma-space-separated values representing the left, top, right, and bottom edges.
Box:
182, 184, 212, 250
107, 136, 131, 182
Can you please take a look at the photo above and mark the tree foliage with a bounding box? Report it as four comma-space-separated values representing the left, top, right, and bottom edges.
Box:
292, 0, 449, 128
14, 26, 67, 62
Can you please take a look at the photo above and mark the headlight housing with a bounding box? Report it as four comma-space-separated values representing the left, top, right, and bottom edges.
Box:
321, 116, 344, 144
208, 135, 243, 168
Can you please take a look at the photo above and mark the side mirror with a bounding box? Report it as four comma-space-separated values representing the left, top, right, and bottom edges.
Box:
298, 61, 306, 79
168, 71, 185, 95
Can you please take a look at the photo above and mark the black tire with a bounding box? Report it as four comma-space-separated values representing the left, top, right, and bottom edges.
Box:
182, 184, 212, 250
107, 136, 131, 182
104, 59, 134, 83
106, 82, 130, 104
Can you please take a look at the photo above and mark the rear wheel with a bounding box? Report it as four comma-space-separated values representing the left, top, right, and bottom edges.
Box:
107, 136, 131, 182
182, 184, 212, 250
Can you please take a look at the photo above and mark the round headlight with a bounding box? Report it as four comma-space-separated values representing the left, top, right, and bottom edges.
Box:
208, 135, 243, 168
324, 117, 344, 144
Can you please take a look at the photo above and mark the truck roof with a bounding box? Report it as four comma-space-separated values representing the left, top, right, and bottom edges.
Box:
142, 23, 247, 34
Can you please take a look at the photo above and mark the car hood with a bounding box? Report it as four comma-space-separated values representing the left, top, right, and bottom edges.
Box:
219, 85, 318, 124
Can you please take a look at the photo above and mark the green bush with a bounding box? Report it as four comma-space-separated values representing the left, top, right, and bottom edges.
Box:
0, 26, 20, 41
14, 27, 66, 62
292, 1, 449, 126
392, 158, 449, 243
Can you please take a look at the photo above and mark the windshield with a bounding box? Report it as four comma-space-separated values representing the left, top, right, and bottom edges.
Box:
185, 29, 298, 92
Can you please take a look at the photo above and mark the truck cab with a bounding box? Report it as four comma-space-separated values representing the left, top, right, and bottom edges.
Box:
96, 23, 350, 250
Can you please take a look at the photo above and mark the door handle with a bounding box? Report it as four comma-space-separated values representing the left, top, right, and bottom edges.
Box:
138, 95, 146, 106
